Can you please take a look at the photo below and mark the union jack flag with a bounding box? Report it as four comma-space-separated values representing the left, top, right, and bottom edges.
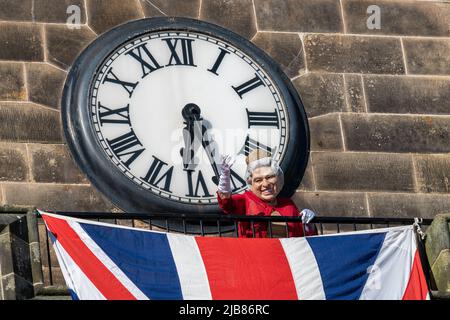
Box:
40, 210, 429, 300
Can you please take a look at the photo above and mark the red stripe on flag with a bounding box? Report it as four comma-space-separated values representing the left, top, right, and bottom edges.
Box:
195, 237, 298, 300
402, 250, 429, 300
43, 214, 136, 300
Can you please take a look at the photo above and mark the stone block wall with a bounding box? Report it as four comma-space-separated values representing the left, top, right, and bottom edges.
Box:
0, 207, 43, 299
425, 213, 450, 296
0, 0, 449, 219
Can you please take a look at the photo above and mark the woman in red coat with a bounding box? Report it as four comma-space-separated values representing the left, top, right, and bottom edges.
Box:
217, 150, 317, 238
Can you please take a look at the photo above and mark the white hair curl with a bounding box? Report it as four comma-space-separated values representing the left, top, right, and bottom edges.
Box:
245, 157, 284, 189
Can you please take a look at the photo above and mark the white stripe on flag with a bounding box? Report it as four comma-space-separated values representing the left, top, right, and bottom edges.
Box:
167, 234, 212, 300
51, 237, 105, 300
39, 210, 168, 234
280, 237, 326, 300
359, 226, 414, 300
68, 221, 148, 300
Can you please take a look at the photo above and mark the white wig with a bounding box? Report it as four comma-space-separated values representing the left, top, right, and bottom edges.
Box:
245, 157, 284, 189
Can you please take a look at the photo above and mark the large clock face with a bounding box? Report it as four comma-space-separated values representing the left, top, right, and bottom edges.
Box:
62, 18, 309, 213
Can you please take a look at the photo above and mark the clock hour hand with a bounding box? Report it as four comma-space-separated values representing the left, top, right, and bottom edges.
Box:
180, 104, 221, 184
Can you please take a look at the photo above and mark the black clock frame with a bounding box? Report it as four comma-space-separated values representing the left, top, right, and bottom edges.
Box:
62, 17, 310, 215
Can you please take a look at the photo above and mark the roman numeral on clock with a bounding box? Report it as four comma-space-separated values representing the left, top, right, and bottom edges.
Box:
163, 38, 196, 67
102, 68, 138, 98
229, 169, 246, 192
98, 103, 130, 126
141, 156, 174, 192
106, 128, 145, 168
207, 48, 229, 76
232, 73, 265, 99
185, 169, 212, 198
240, 135, 273, 157
126, 43, 163, 78
246, 108, 279, 128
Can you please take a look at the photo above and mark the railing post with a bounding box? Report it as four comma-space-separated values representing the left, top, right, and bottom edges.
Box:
251, 221, 255, 238
217, 220, 222, 237
44, 227, 53, 286
200, 219, 205, 237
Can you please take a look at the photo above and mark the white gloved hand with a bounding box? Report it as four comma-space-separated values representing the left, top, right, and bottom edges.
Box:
301, 209, 316, 224
218, 154, 235, 193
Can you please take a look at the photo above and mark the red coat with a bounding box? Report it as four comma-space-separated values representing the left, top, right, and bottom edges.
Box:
217, 191, 317, 238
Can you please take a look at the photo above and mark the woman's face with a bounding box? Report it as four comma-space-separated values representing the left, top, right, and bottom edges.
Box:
250, 166, 281, 202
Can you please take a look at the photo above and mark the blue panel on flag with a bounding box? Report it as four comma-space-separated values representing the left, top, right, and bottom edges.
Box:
68, 289, 79, 300
307, 232, 386, 300
80, 223, 183, 300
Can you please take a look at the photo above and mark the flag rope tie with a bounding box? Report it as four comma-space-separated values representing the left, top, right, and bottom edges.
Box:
413, 218, 426, 240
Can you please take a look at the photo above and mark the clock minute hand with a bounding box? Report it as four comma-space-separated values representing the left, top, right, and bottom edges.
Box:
180, 103, 221, 184
198, 123, 221, 185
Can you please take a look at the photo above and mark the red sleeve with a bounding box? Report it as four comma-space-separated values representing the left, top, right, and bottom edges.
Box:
217, 192, 246, 215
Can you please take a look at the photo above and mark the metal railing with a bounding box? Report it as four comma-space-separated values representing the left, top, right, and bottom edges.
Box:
35, 211, 434, 297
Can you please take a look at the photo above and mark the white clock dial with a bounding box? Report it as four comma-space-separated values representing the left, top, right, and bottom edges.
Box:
90, 31, 288, 204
